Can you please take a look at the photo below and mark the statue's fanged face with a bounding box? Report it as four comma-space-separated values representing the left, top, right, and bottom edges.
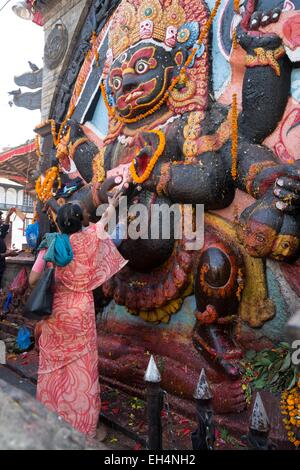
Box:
236, 219, 277, 258
108, 42, 174, 118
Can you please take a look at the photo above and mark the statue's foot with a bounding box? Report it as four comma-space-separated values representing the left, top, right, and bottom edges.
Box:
212, 379, 246, 414
193, 321, 243, 379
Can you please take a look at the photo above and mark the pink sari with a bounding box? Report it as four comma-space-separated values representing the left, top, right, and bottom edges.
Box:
33, 223, 127, 437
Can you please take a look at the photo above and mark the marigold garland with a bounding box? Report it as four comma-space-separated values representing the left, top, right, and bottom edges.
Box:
35, 135, 43, 158
233, 0, 239, 13
35, 166, 61, 203
91, 31, 99, 67
129, 130, 166, 184
232, 28, 237, 49
231, 93, 238, 180
101, 0, 221, 124
93, 149, 106, 184
31, 201, 38, 224
185, 0, 221, 69
280, 377, 300, 448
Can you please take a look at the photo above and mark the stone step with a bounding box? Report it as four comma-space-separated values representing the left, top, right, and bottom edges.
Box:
0, 330, 12, 340
0, 365, 36, 397
0, 379, 106, 450
0, 318, 35, 337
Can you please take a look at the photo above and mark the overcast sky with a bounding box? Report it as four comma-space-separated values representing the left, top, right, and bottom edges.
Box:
0, 2, 44, 151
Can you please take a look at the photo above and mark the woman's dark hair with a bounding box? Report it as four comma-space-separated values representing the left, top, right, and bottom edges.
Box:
57, 203, 83, 234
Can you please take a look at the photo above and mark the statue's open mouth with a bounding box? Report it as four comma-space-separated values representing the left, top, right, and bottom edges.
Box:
135, 150, 151, 177
116, 78, 157, 113
124, 91, 144, 104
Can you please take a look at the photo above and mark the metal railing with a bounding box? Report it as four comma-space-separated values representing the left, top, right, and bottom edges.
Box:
0, 203, 34, 213
144, 356, 277, 450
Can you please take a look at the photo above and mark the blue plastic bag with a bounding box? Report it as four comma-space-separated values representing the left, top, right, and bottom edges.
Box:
25, 222, 39, 249
3, 292, 13, 313
16, 326, 31, 351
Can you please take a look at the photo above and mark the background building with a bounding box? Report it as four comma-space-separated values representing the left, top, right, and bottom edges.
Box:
0, 141, 37, 250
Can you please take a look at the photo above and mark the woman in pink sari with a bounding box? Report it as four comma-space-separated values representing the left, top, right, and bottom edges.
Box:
29, 196, 127, 437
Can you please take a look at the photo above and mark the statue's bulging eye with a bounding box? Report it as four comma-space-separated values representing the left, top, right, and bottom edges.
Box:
112, 76, 122, 90
256, 233, 265, 243
135, 59, 149, 75
119, 52, 127, 63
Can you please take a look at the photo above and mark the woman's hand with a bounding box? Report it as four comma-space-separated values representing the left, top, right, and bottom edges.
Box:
98, 176, 123, 204
5, 208, 16, 224
108, 186, 128, 208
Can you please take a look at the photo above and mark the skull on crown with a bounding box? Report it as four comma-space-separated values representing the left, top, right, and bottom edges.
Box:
140, 19, 154, 39
165, 25, 177, 47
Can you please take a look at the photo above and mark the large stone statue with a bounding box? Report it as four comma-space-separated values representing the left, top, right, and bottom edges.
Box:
35, 0, 300, 416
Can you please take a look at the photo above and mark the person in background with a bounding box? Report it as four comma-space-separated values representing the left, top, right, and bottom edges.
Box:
0, 208, 20, 288
29, 178, 127, 438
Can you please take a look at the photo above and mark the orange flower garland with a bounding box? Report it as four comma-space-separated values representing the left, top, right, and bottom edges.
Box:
281, 377, 300, 447
184, 0, 221, 70
91, 31, 99, 67
233, 0, 239, 13
129, 130, 166, 184
35, 135, 43, 158
49, 119, 59, 146
31, 201, 38, 224
101, 0, 221, 124
35, 166, 61, 203
231, 93, 238, 180
232, 28, 237, 49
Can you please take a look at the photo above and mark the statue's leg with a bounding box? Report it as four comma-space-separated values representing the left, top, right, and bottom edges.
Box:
193, 237, 244, 378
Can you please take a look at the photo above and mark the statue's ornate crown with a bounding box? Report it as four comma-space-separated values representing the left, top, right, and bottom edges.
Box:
109, 0, 186, 59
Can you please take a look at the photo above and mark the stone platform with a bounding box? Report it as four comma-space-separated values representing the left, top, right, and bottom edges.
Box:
1, 253, 34, 289
0, 378, 106, 450
0, 348, 294, 450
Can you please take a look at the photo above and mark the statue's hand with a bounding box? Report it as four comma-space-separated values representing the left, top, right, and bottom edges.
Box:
274, 172, 300, 214
237, 0, 283, 53
98, 176, 123, 204
241, 0, 282, 32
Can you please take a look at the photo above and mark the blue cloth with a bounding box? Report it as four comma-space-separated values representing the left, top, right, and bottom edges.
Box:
111, 222, 126, 247
16, 326, 31, 351
38, 233, 73, 267
25, 222, 39, 249
3, 292, 12, 313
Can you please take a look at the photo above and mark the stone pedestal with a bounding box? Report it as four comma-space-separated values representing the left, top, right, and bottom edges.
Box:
0, 379, 106, 450
1, 255, 34, 289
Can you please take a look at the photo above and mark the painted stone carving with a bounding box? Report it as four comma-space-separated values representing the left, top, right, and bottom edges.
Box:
44, 23, 68, 70
36, 0, 300, 417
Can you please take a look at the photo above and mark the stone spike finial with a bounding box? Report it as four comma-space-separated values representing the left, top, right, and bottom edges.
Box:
144, 355, 161, 383
250, 393, 270, 433
193, 368, 212, 400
